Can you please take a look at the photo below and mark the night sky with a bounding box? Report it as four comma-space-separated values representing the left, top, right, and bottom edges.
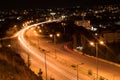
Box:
0, 0, 119, 9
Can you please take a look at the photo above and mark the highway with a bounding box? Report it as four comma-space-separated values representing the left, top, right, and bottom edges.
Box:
16, 20, 120, 80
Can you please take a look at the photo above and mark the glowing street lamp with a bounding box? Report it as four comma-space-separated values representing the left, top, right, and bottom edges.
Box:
61, 22, 66, 34
49, 33, 60, 43
49, 34, 53, 38
90, 42, 94, 46
49, 33, 60, 58
90, 40, 104, 80
99, 41, 104, 45
39, 29, 42, 33
56, 33, 60, 37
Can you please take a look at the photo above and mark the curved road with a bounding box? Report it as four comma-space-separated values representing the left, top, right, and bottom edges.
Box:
16, 20, 120, 80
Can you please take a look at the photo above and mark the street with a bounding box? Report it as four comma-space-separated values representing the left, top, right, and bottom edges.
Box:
15, 21, 120, 80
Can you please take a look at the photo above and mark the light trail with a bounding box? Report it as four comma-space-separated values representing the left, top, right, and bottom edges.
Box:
17, 20, 78, 80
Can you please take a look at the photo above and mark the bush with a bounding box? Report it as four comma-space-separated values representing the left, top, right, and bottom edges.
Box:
88, 69, 92, 75
99, 76, 105, 80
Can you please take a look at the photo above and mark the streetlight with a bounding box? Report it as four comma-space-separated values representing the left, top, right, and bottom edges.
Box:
77, 63, 84, 80
61, 22, 66, 34
49, 33, 60, 58
41, 49, 47, 80
90, 41, 104, 80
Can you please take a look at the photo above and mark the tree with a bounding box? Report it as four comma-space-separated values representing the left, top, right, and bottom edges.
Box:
38, 68, 43, 80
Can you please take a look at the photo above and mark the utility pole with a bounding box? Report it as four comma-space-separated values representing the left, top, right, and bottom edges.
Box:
49, 33, 60, 59
27, 54, 31, 68
95, 43, 98, 80
42, 49, 47, 80
90, 41, 104, 80
54, 35, 57, 58
77, 63, 84, 80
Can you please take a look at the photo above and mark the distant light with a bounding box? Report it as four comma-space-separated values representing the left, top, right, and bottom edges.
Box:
0, 44, 2, 48
17, 16, 21, 20
49, 34, 53, 38
99, 41, 104, 45
76, 46, 83, 50
115, 21, 120, 25
0, 19, 5, 21
99, 24, 102, 27
50, 12, 56, 16
39, 30, 42, 33
34, 30, 36, 33
56, 33, 60, 37
90, 42, 95, 46
91, 26, 97, 31
7, 44, 11, 47
89, 9, 92, 12
95, 33, 98, 36
61, 15, 66, 19
48, 19, 52, 21
95, 11, 98, 14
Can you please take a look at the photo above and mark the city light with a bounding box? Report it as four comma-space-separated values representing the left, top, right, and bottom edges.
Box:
0, 2, 120, 80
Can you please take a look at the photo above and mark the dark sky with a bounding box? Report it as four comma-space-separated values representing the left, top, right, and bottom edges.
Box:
0, 0, 119, 9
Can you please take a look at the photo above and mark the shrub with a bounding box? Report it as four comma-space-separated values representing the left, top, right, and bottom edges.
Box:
88, 69, 92, 75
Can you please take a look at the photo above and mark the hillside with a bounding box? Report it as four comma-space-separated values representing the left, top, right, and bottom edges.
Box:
0, 40, 42, 80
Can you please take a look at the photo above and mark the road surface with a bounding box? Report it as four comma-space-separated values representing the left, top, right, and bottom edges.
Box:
15, 21, 120, 80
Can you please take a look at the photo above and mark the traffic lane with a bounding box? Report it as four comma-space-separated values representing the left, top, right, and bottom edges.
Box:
64, 44, 120, 79
24, 26, 92, 80
30, 29, 120, 80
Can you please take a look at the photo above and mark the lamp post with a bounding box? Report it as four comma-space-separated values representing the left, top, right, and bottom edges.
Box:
61, 22, 66, 34
77, 63, 84, 80
90, 41, 104, 80
49, 33, 60, 58
95, 42, 98, 80
42, 49, 47, 80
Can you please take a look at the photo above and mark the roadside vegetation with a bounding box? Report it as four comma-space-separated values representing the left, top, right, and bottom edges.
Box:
0, 39, 43, 80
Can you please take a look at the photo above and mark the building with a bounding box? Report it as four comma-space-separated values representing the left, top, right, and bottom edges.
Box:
75, 20, 91, 30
